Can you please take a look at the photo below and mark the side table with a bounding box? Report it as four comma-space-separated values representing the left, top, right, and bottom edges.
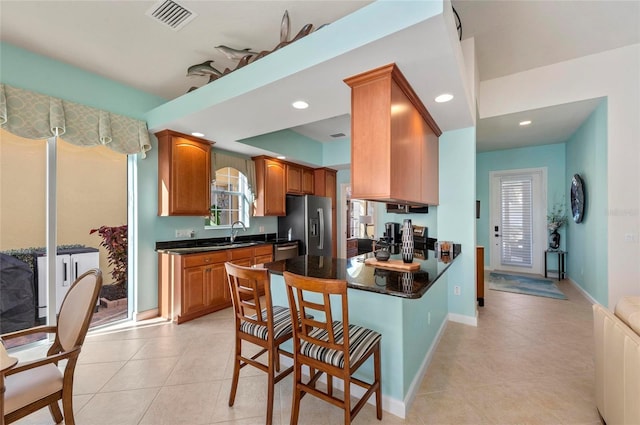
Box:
544, 250, 567, 280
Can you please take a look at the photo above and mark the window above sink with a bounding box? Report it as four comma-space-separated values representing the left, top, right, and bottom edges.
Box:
205, 167, 251, 229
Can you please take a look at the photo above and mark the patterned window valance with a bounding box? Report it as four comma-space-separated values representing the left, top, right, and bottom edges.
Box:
0, 84, 151, 157
212, 150, 257, 198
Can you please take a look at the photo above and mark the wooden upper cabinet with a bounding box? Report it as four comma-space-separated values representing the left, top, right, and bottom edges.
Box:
344, 63, 441, 206
286, 163, 314, 195
302, 168, 315, 194
253, 156, 286, 216
314, 168, 337, 207
156, 129, 212, 216
286, 164, 303, 194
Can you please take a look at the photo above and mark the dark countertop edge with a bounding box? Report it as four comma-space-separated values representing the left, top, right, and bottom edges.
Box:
155, 233, 276, 250
156, 241, 272, 255
156, 235, 302, 255
155, 233, 298, 249
264, 252, 458, 299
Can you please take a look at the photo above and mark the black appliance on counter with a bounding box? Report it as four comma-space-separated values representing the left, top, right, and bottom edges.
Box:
375, 222, 401, 254
374, 223, 434, 259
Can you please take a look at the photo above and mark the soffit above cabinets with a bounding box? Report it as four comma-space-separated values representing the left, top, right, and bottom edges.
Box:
146, 1, 475, 159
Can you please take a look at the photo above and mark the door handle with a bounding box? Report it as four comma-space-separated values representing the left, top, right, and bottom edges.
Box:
317, 208, 324, 250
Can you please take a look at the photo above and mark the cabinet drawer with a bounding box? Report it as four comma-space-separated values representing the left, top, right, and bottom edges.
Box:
254, 244, 273, 257
229, 247, 254, 260
182, 251, 228, 268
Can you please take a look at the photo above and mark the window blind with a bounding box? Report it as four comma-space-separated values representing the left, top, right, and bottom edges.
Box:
500, 175, 533, 267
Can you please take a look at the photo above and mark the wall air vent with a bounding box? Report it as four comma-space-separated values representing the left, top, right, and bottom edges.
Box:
330, 133, 346, 138
146, 0, 196, 31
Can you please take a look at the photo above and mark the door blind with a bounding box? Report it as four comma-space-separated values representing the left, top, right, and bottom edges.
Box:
500, 176, 533, 267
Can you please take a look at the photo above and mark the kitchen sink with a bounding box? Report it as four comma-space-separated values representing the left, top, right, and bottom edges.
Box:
166, 242, 260, 253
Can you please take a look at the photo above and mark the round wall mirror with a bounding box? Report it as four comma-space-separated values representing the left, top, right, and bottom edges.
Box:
570, 174, 585, 223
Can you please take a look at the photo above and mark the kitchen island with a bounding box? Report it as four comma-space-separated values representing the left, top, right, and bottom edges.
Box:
263, 250, 459, 418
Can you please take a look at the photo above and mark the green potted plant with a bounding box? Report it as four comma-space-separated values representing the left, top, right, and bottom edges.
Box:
207, 204, 221, 226
90, 224, 127, 300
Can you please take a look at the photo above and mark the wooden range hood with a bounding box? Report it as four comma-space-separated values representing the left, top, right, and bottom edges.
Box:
344, 63, 442, 206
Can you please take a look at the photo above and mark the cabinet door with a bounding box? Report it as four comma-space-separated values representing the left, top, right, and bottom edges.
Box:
325, 170, 337, 208
254, 254, 273, 265
71, 252, 100, 281
36, 254, 70, 317
302, 168, 315, 194
264, 159, 286, 216
208, 262, 228, 307
286, 164, 302, 194
183, 266, 208, 315
157, 130, 211, 216
314, 169, 337, 206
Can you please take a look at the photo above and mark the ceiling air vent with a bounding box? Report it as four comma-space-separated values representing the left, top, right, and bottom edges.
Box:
330, 133, 346, 138
146, 0, 196, 31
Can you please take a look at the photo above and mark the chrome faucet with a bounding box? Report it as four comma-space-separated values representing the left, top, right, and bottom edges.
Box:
230, 220, 247, 243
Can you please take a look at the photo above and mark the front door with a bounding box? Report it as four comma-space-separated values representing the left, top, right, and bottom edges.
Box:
489, 168, 547, 275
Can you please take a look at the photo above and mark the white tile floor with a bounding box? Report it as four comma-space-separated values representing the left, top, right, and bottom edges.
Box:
11, 273, 602, 425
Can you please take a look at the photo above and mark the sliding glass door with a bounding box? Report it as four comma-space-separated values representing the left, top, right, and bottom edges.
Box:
0, 130, 129, 349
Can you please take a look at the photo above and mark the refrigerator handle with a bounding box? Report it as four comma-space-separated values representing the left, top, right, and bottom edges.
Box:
317, 208, 325, 250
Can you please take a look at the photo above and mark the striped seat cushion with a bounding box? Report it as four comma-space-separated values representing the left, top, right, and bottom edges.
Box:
300, 321, 381, 368
240, 305, 293, 340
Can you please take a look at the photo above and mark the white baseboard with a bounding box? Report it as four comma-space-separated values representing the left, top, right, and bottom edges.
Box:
448, 312, 478, 326
566, 277, 598, 305
278, 316, 450, 419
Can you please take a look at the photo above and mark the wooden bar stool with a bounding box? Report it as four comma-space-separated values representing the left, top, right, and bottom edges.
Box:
225, 262, 295, 425
283, 271, 382, 425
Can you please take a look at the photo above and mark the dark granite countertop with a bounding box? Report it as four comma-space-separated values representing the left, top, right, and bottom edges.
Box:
155, 233, 298, 255
264, 249, 459, 299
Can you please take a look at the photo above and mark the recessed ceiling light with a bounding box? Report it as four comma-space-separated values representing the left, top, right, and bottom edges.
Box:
292, 100, 309, 110
191, 132, 205, 137
435, 93, 454, 103
277, 155, 286, 160
519, 120, 532, 126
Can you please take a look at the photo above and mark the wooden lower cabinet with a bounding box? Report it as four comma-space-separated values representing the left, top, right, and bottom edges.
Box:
159, 243, 275, 323
254, 244, 273, 266
182, 266, 209, 317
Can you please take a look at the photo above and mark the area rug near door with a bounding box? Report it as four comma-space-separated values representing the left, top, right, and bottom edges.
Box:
488, 272, 567, 300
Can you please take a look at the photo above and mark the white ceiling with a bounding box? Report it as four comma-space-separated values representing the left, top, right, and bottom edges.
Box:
1, 0, 639, 155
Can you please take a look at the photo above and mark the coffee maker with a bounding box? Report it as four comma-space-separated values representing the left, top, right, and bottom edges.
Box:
376, 222, 401, 254
384, 222, 401, 245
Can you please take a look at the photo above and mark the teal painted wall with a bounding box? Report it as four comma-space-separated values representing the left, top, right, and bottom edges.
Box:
565, 100, 608, 304
476, 143, 567, 267
323, 139, 351, 168
402, 275, 448, 394
439, 127, 476, 319
238, 129, 323, 166
0, 42, 166, 119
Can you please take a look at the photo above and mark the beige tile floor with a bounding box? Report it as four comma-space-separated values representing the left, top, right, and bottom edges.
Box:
11, 273, 602, 425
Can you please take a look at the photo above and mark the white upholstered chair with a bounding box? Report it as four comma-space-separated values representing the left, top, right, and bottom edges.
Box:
1, 269, 102, 425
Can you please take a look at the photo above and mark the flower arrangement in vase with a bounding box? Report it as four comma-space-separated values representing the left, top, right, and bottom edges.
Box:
547, 202, 568, 250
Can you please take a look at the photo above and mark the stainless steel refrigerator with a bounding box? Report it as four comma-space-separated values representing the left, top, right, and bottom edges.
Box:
277, 195, 332, 256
